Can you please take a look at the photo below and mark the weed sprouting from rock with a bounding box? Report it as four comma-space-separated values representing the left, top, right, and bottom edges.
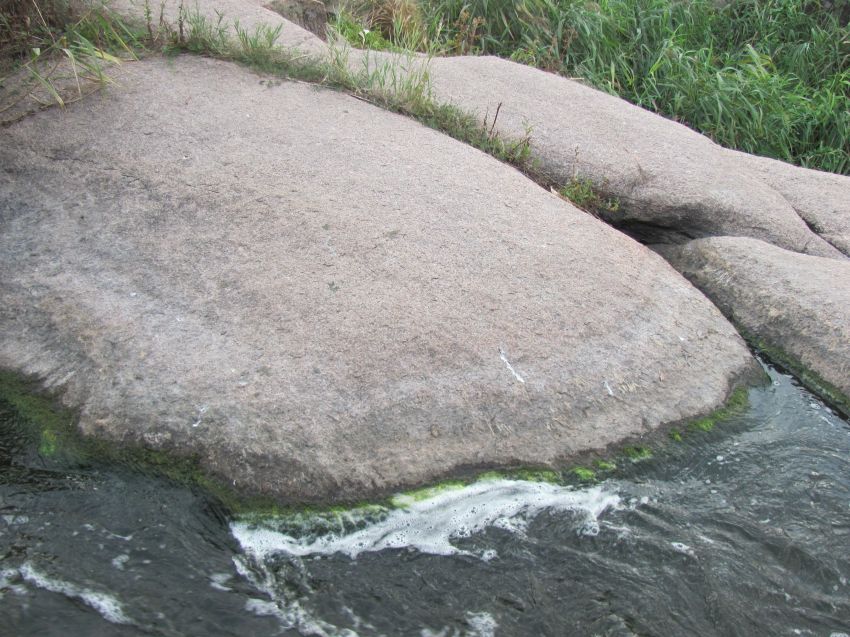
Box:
0, 0, 140, 123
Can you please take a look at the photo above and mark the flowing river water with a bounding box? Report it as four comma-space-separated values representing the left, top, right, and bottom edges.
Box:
1, 360, 849, 636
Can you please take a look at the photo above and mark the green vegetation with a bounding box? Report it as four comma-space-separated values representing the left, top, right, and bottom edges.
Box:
622, 445, 653, 460
0, 0, 141, 120
559, 176, 619, 216
342, 0, 850, 175
476, 467, 561, 483
334, 9, 396, 49
570, 466, 596, 481
391, 479, 467, 505
331, 0, 432, 51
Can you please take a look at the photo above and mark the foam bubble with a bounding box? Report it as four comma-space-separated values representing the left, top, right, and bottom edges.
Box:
0, 567, 19, 599
465, 611, 498, 637
19, 562, 132, 625
111, 554, 129, 570
421, 611, 499, 637
671, 542, 696, 557
209, 572, 233, 591
232, 480, 620, 560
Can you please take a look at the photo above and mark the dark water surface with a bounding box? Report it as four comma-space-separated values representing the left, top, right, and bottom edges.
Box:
1, 362, 849, 636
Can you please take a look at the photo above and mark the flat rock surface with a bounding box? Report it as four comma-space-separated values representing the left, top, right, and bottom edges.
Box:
0, 56, 757, 502
663, 237, 850, 406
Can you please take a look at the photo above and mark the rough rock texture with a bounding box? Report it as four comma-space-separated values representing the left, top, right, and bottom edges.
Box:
726, 150, 850, 257
662, 237, 850, 408
0, 56, 757, 502
264, 0, 328, 38
426, 56, 847, 259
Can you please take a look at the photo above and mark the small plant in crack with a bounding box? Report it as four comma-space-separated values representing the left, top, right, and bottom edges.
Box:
558, 177, 619, 216
557, 148, 619, 217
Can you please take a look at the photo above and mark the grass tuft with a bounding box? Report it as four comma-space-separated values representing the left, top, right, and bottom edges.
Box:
558, 176, 620, 216
593, 459, 617, 471
0, 0, 141, 121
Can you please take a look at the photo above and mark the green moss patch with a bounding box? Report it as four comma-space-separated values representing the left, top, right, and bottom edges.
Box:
622, 445, 653, 461
744, 334, 850, 419
0, 366, 759, 519
391, 479, 467, 506
570, 467, 597, 482
0, 369, 259, 512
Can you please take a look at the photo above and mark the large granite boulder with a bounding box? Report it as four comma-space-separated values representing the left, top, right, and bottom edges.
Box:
663, 237, 850, 414
0, 56, 756, 502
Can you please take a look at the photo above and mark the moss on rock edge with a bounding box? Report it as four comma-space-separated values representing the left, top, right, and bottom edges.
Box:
0, 369, 756, 515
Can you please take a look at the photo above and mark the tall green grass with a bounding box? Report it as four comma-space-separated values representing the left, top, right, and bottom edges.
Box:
416, 0, 850, 175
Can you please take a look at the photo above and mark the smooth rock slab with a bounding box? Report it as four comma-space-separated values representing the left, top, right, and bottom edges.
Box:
0, 56, 756, 502
426, 56, 846, 259
663, 237, 850, 412
725, 150, 850, 257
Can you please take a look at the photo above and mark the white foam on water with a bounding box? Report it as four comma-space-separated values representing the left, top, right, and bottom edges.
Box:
234, 554, 359, 637
671, 542, 696, 558
19, 562, 132, 625
421, 629, 453, 637
111, 554, 129, 570
465, 611, 498, 637
232, 480, 620, 561
231, 481, 618, 635
420, 611, 499, 637
209, 572, 233, 591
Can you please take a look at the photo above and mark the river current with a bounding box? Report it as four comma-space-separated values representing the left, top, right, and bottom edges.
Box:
1, 361, 848, 636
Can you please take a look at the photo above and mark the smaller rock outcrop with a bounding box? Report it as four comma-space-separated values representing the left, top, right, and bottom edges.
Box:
662, 237, 850, 414
725, 150, 850, 257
